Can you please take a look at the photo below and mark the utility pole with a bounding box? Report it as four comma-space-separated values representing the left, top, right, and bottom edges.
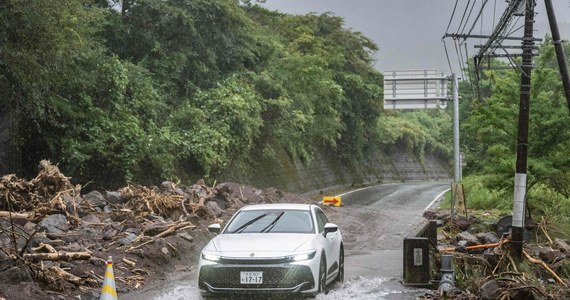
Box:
511, 0, 535, 263
544, 0, 570, 113
450, 73, 461, 220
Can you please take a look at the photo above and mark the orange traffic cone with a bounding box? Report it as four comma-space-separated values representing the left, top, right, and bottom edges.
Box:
100, 256, 118, 300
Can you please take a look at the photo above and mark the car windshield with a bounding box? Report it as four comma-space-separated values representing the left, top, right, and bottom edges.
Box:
225, 209, 314, 234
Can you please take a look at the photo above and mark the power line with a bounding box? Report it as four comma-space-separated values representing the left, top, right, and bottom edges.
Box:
460, 0, 479, 35
466, 0, 491, 38
445, 0, 460, 34
443, 39, 455, 74
457, 0, 472, 35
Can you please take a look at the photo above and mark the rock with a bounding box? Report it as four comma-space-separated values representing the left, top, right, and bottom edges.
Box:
78, 227, 103, 240
119, 233, 138, 246
0, 266, 33, 283
555, 238, 570, 253
145, 214, 165, 222
125, 227, 141, 235
177, 232, 194, 243
81, 214, 101, 224
89, 257, 105, 267
175, 187, 187, 197
57, 242, 82, 252
131, 248, 145, 259
105, 191, 125, 204
102, 228, 118, 240
103, 205, 113, 214
187, 181, 209, 198
456, 231, 480, 247
78, 290, 100, 300
160, 181, 176, 193
476, 232, 499, 244
62, 194, 80, 216
454, 216, 471, 231
83, 191, 107, 208
484, 247, 500, 266
37, 214, 69, 234
143, 222, 170, 236
206, 201, 223, 217
511, 287, 535, 300
538, 247, 562, 264
23, 221, 37, 231
480, 279, 500, 300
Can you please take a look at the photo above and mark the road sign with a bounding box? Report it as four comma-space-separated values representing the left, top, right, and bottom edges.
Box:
384, 70, 449, 110
323, 196, 342, 207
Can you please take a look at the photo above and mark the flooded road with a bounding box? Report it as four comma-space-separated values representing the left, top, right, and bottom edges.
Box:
123, 181, 449, 300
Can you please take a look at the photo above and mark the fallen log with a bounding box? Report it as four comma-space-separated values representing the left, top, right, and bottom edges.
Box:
128, 221, 195, 251
0, 211, 30, 219
48, 266, 81, 284
523, 250, 567, 287
31, 243, 57, 253
24, 251, 91, 262
122, 257, 136, 268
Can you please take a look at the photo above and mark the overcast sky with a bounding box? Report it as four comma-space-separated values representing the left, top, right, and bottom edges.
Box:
261, 0, 570, 74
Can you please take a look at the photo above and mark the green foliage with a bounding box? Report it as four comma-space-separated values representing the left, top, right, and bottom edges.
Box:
527, 184, 570, 224
462, 175, 511, 211
460, 37, 570, 225
376, 110, 452, 160
1, 0, 449, 187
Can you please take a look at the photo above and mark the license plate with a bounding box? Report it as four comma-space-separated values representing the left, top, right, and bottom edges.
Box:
240, 271, 263, 284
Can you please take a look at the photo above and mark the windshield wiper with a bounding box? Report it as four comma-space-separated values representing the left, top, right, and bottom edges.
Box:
260, 212, 284, 233
231, 214, 267, 233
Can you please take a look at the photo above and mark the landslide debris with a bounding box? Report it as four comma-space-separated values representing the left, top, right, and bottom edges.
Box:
421, 209, 570, 300
0, 160, 310, 299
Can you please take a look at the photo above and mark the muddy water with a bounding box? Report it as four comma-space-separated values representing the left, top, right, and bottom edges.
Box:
123, 181, 449, 300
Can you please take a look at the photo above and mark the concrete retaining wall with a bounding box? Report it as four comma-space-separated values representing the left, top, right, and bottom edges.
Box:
224, 145, 451, 194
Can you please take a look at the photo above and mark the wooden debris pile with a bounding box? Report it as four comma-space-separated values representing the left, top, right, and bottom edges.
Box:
0, 161, 298, 299
425, 209, 570, 299
121, 183, 215, 220
0, 160, 81, 222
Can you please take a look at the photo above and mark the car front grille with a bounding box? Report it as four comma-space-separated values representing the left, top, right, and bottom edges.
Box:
199, 264, 314, 291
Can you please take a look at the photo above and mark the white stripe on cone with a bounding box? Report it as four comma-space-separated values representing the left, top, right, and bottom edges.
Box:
100, 256, 117, 300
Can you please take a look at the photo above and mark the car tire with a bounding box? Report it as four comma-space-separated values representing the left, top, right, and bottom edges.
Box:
335, 245, 344, 283
318, 254, 327, 294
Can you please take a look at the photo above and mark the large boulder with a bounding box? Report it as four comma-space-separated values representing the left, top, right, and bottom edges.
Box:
37, 214, 69, 234
82, 191, 106, 208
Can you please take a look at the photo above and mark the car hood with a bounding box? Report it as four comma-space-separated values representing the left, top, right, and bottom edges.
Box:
209, 233, 314, 257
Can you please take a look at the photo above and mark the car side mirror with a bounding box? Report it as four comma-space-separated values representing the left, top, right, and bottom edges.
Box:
208, 223, 221, 234
324, 223, 338, 236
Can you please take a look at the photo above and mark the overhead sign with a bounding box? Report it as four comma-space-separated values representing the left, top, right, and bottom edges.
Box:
323, 196, 342, 207
384, 70, 449, 110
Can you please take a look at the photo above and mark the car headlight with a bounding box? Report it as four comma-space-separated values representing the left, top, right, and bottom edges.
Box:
290, 251, 316, 262
202, 253, 221, 262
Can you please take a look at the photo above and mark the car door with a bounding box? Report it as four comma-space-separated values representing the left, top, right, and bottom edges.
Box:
314, 207, 338, 279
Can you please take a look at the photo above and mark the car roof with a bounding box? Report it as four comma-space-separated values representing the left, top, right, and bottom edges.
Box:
239, 203, 314, 211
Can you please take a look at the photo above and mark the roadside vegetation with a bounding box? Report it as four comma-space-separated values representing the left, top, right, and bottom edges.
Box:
457, 37, 570, 235
1, 0, 453, 189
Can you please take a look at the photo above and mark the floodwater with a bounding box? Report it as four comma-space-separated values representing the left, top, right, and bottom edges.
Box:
123, 182, 449, 300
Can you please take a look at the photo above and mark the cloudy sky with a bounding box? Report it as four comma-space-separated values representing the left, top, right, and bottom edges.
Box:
261, 0, 570, 75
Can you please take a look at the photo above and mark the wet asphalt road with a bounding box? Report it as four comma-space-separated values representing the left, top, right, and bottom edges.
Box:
122, 181, 450, 300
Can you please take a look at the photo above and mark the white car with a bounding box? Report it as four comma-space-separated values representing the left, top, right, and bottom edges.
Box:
198, 203, 344, 297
